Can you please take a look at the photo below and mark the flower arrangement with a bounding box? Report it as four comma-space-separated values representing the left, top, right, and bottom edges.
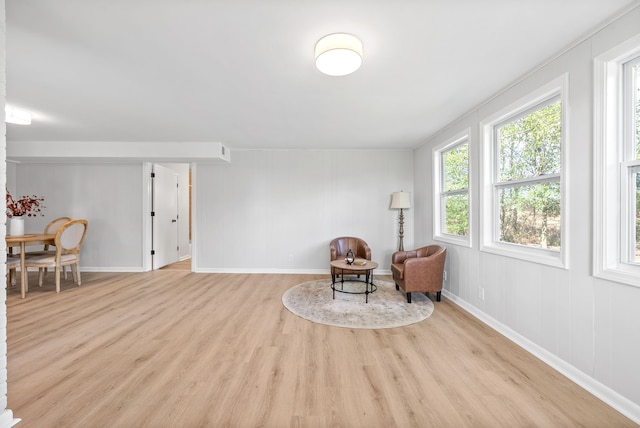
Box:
6, 190, 45, 218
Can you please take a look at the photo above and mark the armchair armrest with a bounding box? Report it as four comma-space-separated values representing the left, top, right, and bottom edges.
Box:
392, 250, 417, 264
359, 243, 372, 260
330, 245, 338, 261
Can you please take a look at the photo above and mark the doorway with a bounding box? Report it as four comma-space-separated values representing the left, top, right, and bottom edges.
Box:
150, 163, 191, 270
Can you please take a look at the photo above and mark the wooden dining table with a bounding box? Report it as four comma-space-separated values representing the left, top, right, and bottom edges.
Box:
6, 233, 55, 298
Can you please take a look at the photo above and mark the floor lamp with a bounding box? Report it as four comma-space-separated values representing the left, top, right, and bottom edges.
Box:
390, 191, 411, 251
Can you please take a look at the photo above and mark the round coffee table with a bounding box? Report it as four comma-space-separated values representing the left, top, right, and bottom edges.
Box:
330, 259, 379, 303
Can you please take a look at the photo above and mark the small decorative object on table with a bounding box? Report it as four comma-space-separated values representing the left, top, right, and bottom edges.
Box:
345, 249, 355, 265
6, 190, 45, 236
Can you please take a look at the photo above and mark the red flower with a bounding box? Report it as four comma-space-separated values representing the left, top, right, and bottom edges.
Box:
6, 190, 45, 218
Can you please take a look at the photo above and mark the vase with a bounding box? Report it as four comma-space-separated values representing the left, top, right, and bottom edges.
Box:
9, 216, 25, 236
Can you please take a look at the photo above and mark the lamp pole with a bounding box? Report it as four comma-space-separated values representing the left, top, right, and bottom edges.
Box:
398, 207, 405, 251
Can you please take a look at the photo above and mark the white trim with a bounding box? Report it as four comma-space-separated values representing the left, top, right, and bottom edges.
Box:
480, 74, 569, 269
442, 289, 640, 425
593, 33, 640, 287
142, 163, 153, 272
193, 268, 393, 275
78, 267, 146, 273
432, 129, 472, 248
190, 163, 198, 273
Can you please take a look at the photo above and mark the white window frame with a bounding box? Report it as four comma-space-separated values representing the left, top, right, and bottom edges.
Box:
594, 34, 640, 287
480, 74, 569, 268
433, 130, 471, 247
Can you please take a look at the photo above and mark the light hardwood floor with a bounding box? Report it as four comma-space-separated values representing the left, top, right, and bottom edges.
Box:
6, 271, 637, 427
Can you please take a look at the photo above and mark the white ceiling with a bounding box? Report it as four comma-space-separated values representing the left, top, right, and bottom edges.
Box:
5, 0, 639, 150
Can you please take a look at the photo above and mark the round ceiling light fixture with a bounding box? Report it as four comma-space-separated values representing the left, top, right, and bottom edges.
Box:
315, 33, 363, 76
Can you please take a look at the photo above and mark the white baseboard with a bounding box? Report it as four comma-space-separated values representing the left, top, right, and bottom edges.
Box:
79, 267, 145, 273
192, 268, 393, 275
441, 289, 640, 425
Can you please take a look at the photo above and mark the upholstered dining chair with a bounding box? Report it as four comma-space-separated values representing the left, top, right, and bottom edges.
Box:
24, 219, 88, 293
23, 216, 73, 278
391, 244, 446, 303
329, 237, 372, 282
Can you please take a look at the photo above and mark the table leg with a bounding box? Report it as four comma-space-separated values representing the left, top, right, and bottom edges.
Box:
364, 269, 368, 303
20, 243, 26, 298
332, 270, 336, 299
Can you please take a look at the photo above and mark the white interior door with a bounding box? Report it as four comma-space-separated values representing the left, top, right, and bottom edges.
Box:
152, 164, 179, 269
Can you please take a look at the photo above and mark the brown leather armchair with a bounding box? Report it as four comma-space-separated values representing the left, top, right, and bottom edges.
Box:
391, 245, 446, 303
330, 237, 371, 282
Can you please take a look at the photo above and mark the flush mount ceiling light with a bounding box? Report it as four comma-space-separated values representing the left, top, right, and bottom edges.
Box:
315, 33, 363, 76
5, 105, 32, 125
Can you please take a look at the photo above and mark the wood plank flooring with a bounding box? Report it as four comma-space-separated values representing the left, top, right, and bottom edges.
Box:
6, 271, 637, 427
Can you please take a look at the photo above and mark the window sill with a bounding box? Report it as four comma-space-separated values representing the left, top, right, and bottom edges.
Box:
480, 242, 567, 269
434, 234, 471, 248
594, 266, 640, 288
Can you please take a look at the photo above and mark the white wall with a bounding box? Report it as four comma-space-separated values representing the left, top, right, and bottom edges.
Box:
0, 0, 16, 425
15, 163, 145, 271
414, 5, 640, 421
193, 149, 414, 273
12, 150, 413, 273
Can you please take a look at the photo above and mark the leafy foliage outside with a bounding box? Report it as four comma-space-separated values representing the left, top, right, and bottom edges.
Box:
496, 100, 562, 250
442, 143, 469, 236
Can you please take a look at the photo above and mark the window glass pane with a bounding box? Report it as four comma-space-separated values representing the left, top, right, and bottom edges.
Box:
443, 143, 468, 191
635, 171, 640, 263
444, 194, 469, 236
497, 100, 562, 181
498, 181, 561, 250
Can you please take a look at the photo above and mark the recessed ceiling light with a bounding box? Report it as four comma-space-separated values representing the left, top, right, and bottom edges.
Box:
315, 33, 363, 76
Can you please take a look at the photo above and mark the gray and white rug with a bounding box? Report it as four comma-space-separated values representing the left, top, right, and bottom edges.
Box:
282, 279, 434, 329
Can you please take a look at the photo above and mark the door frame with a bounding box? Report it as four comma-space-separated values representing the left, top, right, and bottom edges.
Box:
142, 162, 196, 271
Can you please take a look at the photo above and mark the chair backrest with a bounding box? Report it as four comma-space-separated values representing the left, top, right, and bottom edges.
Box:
416, 244, 445, 259
330, 236, 371, 260
44, 217, 73, 235
55, 219, 88, 255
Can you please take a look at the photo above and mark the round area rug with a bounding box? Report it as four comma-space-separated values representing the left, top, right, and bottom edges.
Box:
282, 279, 434, 329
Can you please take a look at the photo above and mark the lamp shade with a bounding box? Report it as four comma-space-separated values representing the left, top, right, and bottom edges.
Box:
315, 33, 363, 76
390, 191, 411, 209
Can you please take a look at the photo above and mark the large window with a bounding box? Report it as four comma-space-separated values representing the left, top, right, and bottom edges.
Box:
481, 76, 567, 267
594, 35, 640, 287
434, 132, 470, 246
495, 98, 562, 250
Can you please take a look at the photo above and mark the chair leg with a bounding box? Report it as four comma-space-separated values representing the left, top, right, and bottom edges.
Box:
71, 264, 78, 283
55, 267, 61, 293
76, 263, 82, 286
38, 268, 45, 287
436, 291, 441, 302
9, 268, 16, 287
395, 283, 399, 290
406, 292, 412, 303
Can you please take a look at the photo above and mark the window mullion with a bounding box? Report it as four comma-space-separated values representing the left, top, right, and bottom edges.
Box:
495, 173, 561, 189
